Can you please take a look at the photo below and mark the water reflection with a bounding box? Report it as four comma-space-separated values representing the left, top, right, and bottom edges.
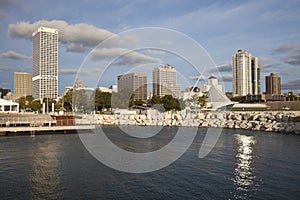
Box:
232, 134, 258, 199
29, 138, 60, 199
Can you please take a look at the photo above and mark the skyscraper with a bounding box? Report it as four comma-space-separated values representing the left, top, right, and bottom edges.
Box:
117, 73, 147, 101
32, 27, 58, 100
232, 49, 260, 97
265, 73, 281, 95
152, 64, 181, 98
251, 57, 260, 94
14, 72, 32, 99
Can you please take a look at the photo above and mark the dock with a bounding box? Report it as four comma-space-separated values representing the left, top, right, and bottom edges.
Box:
0, 125, 96, 136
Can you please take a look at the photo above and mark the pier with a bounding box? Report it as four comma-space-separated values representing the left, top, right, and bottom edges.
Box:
0, 125, 96, 136
0, 113, 96, 136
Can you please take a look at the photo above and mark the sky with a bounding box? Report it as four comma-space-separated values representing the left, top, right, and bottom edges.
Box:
1, 0, 300, 96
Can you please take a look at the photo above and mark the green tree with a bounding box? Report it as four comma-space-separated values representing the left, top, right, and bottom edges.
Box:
72, 89, 95, 113
161, 95, 183, 111
63, 90, 73, 112
111, 88, 133, 109
16, 97, 26, 110
26, 95, 34, 103
178, 98, 186, 110
55, 97, 63, 111
148, 95, 184, 111
148, 95, 161, 106
30, 100, 42, 111
16, 95, 35, 110
95, 90, 112, 111
193, 94, 207, 108
133, 100, 144, 106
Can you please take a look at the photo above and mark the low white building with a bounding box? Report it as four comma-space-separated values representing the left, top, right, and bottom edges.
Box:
113, 109, 136, 115
0, 99, 19, 113
98, 86, 112, 93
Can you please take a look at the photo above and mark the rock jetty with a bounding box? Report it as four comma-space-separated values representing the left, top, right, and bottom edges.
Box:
95, 110, 300, 134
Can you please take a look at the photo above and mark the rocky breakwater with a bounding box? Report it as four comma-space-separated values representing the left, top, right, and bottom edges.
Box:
96, 110, 300, 134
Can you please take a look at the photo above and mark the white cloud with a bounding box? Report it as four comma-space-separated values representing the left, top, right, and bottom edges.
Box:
65, 43, 90, 53
217, 74, 232, 82
0, 65, 12, 71
8, 20, 131, 53
143, 49, 166, 55
208, 62, 232, 73
189, 75, 206, 80
91, 48, 127, 59
59, 69, 78, 75
282, 79, 300, 90
59, 68, 103, 76
0, 50, 31, 60
272, 44, 299, 54
90, 48, 162, 66
270, 44, 300, 66
282, 52, 300, 66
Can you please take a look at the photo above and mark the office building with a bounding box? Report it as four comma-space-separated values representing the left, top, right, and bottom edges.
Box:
265, 73, 281, 95
14, 72, 32, 99
117, 73, 147, 101
152, 64, 181, 98
232, 49, 260, 97
32, 27, 58, 100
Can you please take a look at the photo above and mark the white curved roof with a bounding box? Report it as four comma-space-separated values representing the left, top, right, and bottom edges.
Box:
0, 99, 19, 106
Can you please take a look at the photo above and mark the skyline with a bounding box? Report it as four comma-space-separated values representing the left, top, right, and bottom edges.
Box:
1, 0, 300, 95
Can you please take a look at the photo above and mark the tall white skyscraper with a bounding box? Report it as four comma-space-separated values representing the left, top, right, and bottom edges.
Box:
32, 27, 58, 100
153, 64, 181, 98
232, 49, 260, 97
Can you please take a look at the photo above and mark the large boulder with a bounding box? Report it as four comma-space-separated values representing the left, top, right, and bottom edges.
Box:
243, 113, 251, 120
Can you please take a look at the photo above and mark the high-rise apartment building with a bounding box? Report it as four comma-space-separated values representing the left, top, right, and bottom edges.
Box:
14, 72, 32, 99
251, 57, 260, 94
265, 73, 281, 95
32, 27, 58, 100
117, 73, 147, 101
152, 64, 181, 98
232, 49, 260, 97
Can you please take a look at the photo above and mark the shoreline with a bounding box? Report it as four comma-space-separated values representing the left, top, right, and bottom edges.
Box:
95, 110, 300, 134
0, 125, 298, 137
1, 110, 300, 136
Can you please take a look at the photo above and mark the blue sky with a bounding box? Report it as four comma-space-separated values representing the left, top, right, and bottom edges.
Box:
1, 0, 300, 95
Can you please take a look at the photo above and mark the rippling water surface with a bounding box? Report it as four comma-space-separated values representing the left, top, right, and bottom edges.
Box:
0, 127, 299, 199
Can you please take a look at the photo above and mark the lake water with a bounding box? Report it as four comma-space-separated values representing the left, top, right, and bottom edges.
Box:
0, 127, 299, 199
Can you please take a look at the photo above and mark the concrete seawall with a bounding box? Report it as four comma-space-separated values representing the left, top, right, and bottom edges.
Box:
1, 111, 299, 135
94, 110, 300, 134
